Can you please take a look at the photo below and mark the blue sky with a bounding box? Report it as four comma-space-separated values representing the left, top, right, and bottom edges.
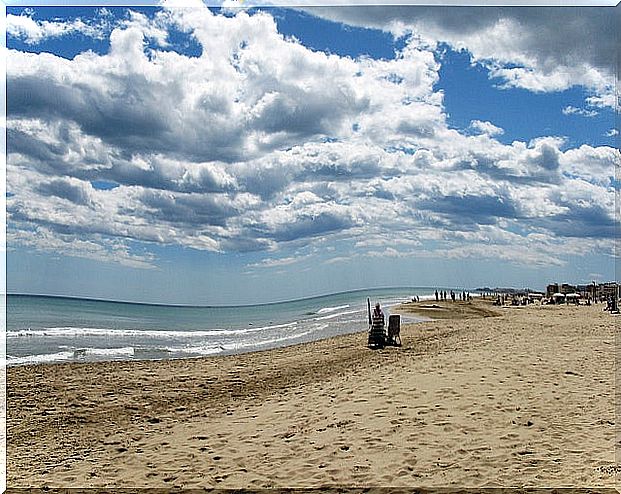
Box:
6, 4, 619, 304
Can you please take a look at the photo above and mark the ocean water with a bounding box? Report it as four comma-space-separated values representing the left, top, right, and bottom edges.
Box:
7, 287, 438, 366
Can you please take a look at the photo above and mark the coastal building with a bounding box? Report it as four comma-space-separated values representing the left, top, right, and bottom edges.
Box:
577, 283, 598, 299
547, 281, 619, 301
601, 282, 619, 300
546, 283, 559, 297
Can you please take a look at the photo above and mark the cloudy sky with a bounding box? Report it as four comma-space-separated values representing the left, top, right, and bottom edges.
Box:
6, 2, 619, 304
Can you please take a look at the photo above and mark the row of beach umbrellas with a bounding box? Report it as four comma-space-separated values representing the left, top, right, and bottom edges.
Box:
552, 292, 580, 298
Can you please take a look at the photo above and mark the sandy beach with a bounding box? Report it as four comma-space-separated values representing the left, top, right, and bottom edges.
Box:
7, 300, 618, 488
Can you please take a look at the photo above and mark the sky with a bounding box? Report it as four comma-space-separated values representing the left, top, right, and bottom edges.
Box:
5, 2, 620, 305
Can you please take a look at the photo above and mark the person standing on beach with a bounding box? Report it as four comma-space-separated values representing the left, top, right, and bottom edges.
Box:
435, 290, 439, 302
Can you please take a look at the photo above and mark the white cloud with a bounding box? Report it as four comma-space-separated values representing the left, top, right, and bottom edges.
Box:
6, 6, 618, 271
470, 120, 504, 136
586, 93, 617, 109
562, 105, 598, 118
304, 7, 618, 108
247, 254, 313, 269
7, 11, 112, 44
123, 10, 171, 47
8, 226, 156, 269
560, 144, 620, 187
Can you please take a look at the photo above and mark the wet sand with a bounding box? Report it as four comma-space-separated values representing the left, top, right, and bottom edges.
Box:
7, 300, 618, 488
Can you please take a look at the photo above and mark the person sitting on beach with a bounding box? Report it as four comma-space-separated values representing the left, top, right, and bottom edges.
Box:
373, 302, 384, 324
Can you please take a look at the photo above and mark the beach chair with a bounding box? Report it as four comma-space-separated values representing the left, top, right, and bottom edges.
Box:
368, 314, 385, 349
387, 314, 401, 346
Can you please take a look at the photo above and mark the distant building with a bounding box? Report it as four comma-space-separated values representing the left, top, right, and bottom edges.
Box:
560, 283, 576, 294
547, 281, 619, 301
601, 282, 619, 300
576, 284, 592, 298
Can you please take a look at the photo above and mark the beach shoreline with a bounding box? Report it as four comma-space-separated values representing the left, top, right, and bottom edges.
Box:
6, 287, 432, 367
8, 301, 617, 488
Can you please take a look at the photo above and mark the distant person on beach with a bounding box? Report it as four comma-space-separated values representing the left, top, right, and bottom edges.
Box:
435, 290, 439, 302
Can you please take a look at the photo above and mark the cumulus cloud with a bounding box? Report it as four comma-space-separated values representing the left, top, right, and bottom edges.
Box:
562, 106, 598, 118
9, 12, 394, 163
6, 6, 619, 270
470, 120, 504, 136
8, 225, 156, 269
6, 7, 174, 47
304, 6, 618, 108
7, 9, 113, 44
560, 144, 619, 187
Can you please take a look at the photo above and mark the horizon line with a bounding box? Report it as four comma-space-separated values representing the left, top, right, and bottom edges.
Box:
8, 285, 497, 308
9, 279, 614, 308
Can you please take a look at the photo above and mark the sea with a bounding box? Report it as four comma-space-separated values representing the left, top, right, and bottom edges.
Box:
7, 287, 440, 366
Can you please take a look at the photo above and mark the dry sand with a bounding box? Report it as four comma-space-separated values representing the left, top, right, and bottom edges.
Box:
7, 300, 618, 488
